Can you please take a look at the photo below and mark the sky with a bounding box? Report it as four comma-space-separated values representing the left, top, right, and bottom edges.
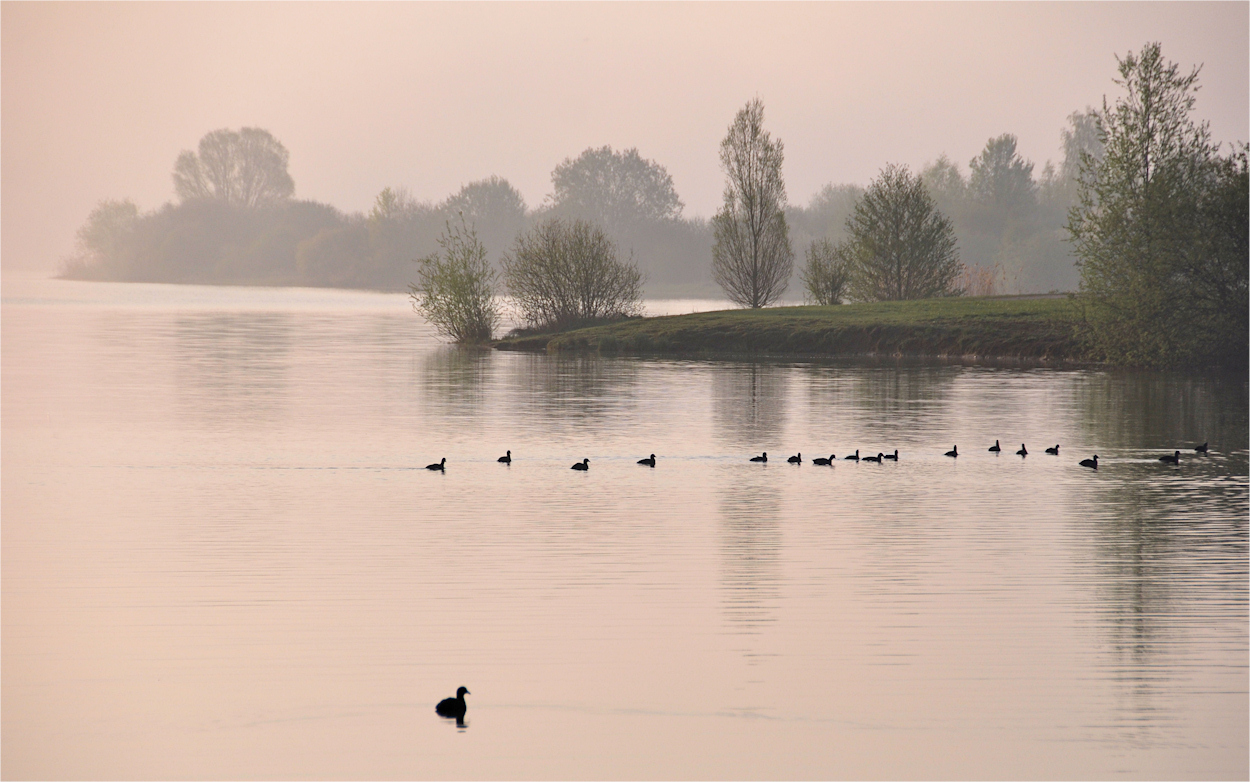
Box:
3, 1, 1247, 274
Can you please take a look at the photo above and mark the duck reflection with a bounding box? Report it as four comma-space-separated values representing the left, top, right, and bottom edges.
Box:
712, 362, 788, 450
717, 477, 782, 639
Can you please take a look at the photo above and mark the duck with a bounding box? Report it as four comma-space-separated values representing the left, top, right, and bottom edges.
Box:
435, 687, 469, 719
787, 453, 802, 464
749, 452, 768, 463
883, 449, 898, 461
945, 446, 958, 458
497, 450, 511, 464
1159, 450, 1180, 465
988, 440, 1001, 453
863, 452, 883, 463
637, 454, 656, 467
1016, 444, 1028, 456
1045, 445, 1060, 455
571, 458, 589, 471
1194, 442, 1209, 454
812, 454, 835, 466
844, 449, 860, 462
426, 458, 446, 471
1079, 455, 1099, 469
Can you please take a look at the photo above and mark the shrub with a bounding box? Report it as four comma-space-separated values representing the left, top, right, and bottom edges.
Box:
503, 217, 643, 330
409, 220, 500, 344
800, 238, 852, 305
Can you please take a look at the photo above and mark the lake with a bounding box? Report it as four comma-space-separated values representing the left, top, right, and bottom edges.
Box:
3, 277, 1246, 779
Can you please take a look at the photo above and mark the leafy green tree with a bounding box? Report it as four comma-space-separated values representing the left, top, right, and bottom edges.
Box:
503, 218, 642, 330
845, 164, 962, 301
410, 219, 500, 344
711, 99, 793, 308
969, 134, 1036, 213
550, 146, 682, 231
800, 239, 852, 305
1069, 42, 1247, 367
173, 127, 295, 208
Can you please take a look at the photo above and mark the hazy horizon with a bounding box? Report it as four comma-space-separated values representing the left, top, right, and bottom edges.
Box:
3, 1, 1247, 275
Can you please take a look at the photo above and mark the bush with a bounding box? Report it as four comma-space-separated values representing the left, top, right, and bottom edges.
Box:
800, 239, 852, 305
503, 217, 643, 330
409, 220, 500, 344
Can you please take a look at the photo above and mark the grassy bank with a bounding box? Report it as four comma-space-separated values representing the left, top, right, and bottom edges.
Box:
494, 295, 1091, 364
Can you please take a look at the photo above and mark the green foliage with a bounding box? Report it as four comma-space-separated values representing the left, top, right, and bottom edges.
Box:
712, 99, 793, 308
845, 164, 962, 301
503, 217, 643, 330
410, 220, 500, 344
1069, 42, 1247, 368
800, 239, 852, 305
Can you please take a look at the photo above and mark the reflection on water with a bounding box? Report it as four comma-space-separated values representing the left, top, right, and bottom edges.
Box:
2, 279, 1246, 780
717, 475, 782, 638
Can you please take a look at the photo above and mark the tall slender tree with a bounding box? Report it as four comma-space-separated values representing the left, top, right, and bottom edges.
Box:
711, 99, 793, 308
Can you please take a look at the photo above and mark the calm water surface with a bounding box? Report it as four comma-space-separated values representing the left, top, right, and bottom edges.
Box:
3, 278, 1247, 779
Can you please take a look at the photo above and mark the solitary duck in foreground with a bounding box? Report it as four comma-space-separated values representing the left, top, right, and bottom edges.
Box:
844, 449, 860, 461
863, 452, 883, 463
571, 458, 589, 471
750, 452, 768, 463
989, 440, 1001, 453
883, 449, 899, 461
426, 458, 446, 471
812, 454, 835, 466
945, 446, 958, 458
436, 687, 469, 719
1079, 455, 1099, 469
1016, 444, 1028, 456
637, 454, 656, 467
1194, 442, 1209, 454
1159, 450, 1181, 465
498, 450, 511, 464
787, 453, 802, 464
1045, 445, 1060, 455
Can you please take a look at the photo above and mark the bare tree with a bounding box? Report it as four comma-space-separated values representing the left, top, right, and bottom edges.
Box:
173, 127, 295, 208
503, 218, 642, 330
711, 99, 793, 308
846, 164, 962, 301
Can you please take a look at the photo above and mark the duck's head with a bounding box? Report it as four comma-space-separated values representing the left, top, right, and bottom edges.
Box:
457, 687, 470, 698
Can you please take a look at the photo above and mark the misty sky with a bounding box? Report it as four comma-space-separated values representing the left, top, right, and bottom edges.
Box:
3, 2, 1247, 274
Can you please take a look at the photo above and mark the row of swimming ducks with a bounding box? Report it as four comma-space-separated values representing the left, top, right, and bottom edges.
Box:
424, 441, 1210, 472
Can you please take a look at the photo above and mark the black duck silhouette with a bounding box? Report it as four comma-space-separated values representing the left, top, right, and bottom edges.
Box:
426, 458, 446, 471
863, 452, 883, 463
988, 440, 1001, 453
436, 687, 469, 719
750, 452, 768, 462
1079, 455, 1099, 469
498, 450, 511, 464
637, 454, 656, 467
883, 449, 898, 461
1159, 450, 1180, 465
1016, 444, 1028, 456
1045, 445, 1059, 455
571, 458, 589, 471
787, 453, 802, 464
1194, 442, 1208, 454
844, 449, 860, 461
945, 446, 958, 457
812, 454, 835, 466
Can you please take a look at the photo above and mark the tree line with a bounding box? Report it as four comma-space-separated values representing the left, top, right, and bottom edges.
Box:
64, 42, 1245, 367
